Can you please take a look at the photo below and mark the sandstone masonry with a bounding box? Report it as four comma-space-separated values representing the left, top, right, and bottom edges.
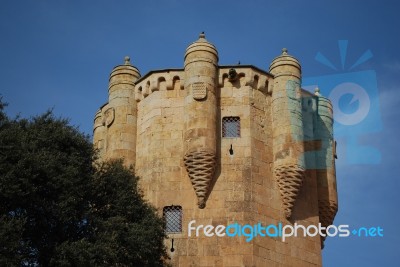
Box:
93, 33, 339, 267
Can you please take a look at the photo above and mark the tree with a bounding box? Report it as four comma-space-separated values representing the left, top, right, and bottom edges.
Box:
0, 98, 168, 266
51, 161, 168, 266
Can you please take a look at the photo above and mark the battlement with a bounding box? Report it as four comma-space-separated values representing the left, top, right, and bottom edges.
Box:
131, 65, 274, 104
93, 33, 338, 267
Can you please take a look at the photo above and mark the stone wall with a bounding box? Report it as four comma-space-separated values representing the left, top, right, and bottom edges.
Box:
93, 35, 338, 267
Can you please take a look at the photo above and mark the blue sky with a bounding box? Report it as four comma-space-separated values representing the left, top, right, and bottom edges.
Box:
1, 1, 399, 266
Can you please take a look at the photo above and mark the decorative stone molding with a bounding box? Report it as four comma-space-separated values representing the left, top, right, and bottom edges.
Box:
218, 67, 271, 93
134, 72, 184, 102
183, 149, 216, 208
93, 110, 103, 131
275, 164, 305, 218
104, 107, 115, 127
318, 199, 338, 246
192, 82, 207, 100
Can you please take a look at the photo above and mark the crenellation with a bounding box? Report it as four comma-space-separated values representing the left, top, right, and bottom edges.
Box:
134, 71, 185, 102
93, 33, 339, 266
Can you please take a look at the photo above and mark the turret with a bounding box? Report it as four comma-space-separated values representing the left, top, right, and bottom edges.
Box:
314, 90, 338, 247
269, 48, 305, 218
183, 33, 219, 208
105, 56, 140, 168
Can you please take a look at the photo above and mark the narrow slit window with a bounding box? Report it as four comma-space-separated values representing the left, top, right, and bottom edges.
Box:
163, 206, 182, 233
222, 117, 240, 138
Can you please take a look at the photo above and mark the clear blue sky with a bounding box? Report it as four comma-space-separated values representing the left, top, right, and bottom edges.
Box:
1, 1, 399, 266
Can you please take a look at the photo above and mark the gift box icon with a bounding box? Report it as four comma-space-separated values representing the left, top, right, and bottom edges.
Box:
302, 41, 382, 165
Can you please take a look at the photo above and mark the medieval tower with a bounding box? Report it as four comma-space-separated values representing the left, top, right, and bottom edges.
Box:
93, 33, 338, 266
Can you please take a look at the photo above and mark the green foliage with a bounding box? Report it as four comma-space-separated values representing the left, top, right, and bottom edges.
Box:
51, 161, 168, 267
0, 99, 168, 266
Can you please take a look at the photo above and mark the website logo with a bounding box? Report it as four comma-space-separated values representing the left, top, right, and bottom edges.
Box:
302, 40, 382, 165
188, 220, 383, 242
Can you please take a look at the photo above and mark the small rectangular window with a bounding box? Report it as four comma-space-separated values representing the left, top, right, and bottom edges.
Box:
163, 206, 182, 233
222, 117, 240, 138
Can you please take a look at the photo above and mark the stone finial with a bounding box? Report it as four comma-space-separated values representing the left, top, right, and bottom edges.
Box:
124, 56, 131, 65
282, 48, 288, 55
199, 31, 206, 39
314, 87, 321, 96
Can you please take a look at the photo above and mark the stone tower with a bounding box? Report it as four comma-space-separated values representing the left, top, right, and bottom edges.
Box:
93, 33, 339, 266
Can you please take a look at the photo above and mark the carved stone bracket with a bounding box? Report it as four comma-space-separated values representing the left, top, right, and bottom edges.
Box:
275, 164, 305, 218
183, 149, 216, 208
318, 199, 338, 248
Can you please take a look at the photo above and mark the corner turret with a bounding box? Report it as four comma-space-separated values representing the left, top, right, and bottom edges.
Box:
183, 33, 219, 208
92, 56, 140, 168
269, 48, 305, 218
